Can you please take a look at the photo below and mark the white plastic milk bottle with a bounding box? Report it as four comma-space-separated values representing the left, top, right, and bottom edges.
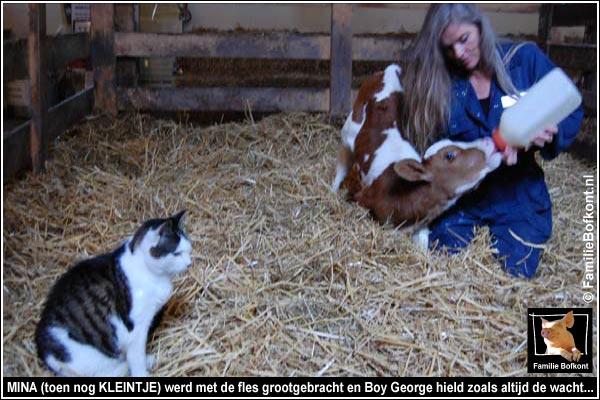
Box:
492, 67, 582, 151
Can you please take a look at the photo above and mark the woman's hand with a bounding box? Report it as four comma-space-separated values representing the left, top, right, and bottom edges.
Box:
528, 125, 558, 149
502, 125, 558, 165
502, 145, 518, 166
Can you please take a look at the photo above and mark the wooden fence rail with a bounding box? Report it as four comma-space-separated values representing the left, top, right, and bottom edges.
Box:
3, 4, 94, 181
94, 4, 361, 116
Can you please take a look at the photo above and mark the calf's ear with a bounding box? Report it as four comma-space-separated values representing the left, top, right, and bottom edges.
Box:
393, 159, 431, 182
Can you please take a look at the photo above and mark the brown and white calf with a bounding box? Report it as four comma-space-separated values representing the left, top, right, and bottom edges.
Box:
332, 64, 502, 248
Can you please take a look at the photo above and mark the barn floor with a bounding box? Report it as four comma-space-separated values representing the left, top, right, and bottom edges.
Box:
2, 112, 596, 377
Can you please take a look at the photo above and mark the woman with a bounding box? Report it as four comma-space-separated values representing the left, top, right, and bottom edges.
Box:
401, 4, 583, 278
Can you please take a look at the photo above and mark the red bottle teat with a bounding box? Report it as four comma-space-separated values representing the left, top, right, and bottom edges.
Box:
492, 128, 507, 152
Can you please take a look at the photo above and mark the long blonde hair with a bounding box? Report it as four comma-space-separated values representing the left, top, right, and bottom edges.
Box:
401, 4, 520, 153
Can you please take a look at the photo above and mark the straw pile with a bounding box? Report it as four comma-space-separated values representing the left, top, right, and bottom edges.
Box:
3, 112, 596, 377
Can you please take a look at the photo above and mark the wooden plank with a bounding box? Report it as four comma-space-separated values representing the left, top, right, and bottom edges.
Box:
117, 87, 329, 112
47, 87, 94, 141
547, 43, 597, 71
3, 121, 31, 182
115, 4, 138, 87
115, 31, 539, 63
115, 31, 331, 59
3, 39, 28, 81
354, 36, 412, 61
28, 4, 48, 173
330, 4, 353, 117
47, 33, 90, 71
115, 31, 414, 61
91, 4, 117, 116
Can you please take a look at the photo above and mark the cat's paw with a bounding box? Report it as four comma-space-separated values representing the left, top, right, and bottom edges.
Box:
572, 348, 581, 362
146, 354, 156, 370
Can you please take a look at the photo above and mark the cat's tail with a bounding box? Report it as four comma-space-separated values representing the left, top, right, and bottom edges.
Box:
35, 321, 70, 374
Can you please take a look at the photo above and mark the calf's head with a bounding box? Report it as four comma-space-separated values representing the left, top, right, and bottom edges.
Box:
393, 137, 502, 204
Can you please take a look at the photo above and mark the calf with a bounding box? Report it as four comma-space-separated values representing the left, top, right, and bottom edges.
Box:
355, 138, 501, 232
333, 64, 502, 247
332, 64, 411, 195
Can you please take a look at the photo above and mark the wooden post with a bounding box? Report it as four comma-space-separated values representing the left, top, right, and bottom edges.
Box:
28, 4, 48, 173
330, 4, 352, 117
538, 4, 553, 54
91, 4, 117, 115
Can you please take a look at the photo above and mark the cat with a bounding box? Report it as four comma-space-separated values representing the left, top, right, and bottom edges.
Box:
540, 311, 581, 362
35, 210, 192, 377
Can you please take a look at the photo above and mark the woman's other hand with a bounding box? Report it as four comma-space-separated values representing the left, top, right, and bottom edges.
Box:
529, 125, 558, 149
503, 125, 558, 165
502, 145, 518, 165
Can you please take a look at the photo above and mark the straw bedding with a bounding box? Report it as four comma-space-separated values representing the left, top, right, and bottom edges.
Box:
2, 112, 596, 377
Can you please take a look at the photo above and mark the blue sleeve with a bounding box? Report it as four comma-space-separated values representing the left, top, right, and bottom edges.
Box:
518, 43, 584, 160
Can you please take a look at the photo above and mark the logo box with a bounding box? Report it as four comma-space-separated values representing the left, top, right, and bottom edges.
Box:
528, 308, 593, 373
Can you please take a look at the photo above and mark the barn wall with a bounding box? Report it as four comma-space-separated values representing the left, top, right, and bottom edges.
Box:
181, 3, 541, 36
4, 3, 542, 39
138, 4, 181, 87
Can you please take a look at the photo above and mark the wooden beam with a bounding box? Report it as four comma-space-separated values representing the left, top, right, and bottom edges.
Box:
91, 4, 117, 116
28, 4, 48, 173
112, 31, 539, 63
47, 87, 94, 141
117, 87, 329, 112
330, 4, 353, 117
353, 36, 412, 62
537, 4, 553, 53
3, 121, 31, 182
115, 31, 331, 59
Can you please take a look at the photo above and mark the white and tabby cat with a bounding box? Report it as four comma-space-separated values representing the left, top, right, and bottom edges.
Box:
35, 210, 192, 377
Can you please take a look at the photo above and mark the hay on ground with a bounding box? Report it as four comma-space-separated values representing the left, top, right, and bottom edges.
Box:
2, 112, 596, 377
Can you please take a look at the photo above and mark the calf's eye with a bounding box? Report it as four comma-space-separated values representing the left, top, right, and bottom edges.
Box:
445, 151, 456, 162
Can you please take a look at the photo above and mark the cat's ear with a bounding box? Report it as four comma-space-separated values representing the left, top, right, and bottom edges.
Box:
172, 209, 186, 230
158, 219, 174, 237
